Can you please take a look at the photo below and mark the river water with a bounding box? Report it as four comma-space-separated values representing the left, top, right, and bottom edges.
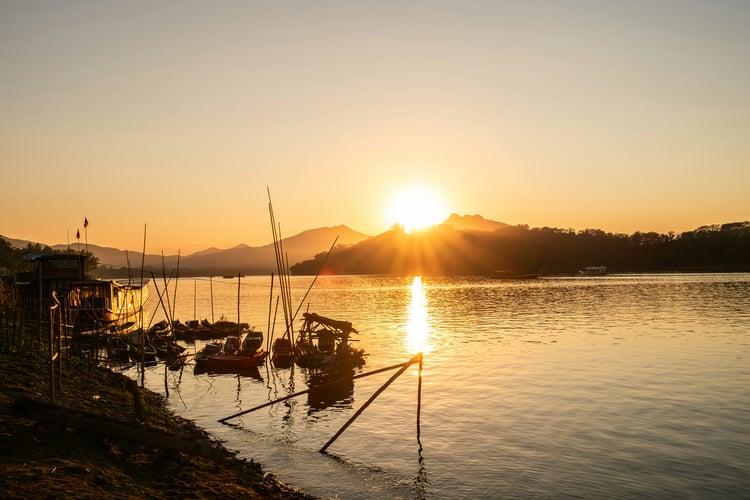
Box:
121, 273, 750, 499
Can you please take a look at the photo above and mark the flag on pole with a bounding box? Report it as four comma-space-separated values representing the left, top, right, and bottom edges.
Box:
84, 217, 89, 228
76, 229, 80, 240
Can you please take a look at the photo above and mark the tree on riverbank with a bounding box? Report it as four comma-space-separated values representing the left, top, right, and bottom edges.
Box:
0, 238, 98, 274
292, 221, 750, 276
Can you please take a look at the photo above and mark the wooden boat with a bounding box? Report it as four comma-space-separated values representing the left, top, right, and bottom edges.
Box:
294, 312, 365, 370
67, 278, 149, 334
271, 337, 294, 368
126, 329, 158, 362
197, 351, 266, 370
195, 329, 267, 372
106, 335, 131, 362
579, 265, 608, 276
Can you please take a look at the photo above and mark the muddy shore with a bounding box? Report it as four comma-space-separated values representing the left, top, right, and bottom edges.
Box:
0, 352, 315, 499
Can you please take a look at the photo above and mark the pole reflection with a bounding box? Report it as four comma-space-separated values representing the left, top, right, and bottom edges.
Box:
407, 276, 432, 355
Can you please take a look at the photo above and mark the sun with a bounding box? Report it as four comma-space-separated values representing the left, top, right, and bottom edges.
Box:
385, 185, 449, 233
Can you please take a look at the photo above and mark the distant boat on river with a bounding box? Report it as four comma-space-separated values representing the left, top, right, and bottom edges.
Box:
579, 265, 608, 276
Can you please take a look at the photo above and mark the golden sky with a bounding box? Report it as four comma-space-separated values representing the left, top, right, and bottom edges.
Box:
2, 1, 748, 254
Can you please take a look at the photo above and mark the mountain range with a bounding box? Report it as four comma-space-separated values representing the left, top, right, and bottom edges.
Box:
2, 214, 506, 276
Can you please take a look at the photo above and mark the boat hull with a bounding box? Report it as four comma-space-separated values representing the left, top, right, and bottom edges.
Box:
196, 352, 267, 370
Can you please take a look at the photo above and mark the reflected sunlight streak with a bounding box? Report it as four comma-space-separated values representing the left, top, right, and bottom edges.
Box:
407, 276, 432, 355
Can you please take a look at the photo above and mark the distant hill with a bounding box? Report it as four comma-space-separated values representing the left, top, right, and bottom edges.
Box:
177, 225, 369, 274
441, 213, 509, 232
1, 225, 370, 276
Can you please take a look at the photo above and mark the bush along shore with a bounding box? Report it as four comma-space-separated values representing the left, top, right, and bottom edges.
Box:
0, 348, 314, 499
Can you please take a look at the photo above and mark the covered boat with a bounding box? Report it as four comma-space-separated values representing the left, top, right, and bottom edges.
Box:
67, 278, 149, 334
294, 312, 365, 370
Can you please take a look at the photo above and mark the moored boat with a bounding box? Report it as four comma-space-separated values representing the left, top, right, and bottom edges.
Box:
271, 337, 294, 368
194, 329, 267, 373
125, 329, 158, 362
294, 312, 365, 370
67, 278, 149, 334
579, 265, 608, 276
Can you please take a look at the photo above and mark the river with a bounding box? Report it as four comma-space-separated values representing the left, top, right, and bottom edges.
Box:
120, 273, 750, 499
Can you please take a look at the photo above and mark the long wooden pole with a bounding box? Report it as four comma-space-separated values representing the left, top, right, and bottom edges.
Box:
290, 236, 338, 326
266, 273, 274, 352
171, 251, 181, 321
210, 276, 214, 324
417, 355, 423, 440
139, 224, 147, 372
320, 352, 423, 453
268, 188, 294, 346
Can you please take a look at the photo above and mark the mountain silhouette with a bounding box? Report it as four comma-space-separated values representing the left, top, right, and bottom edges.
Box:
442, 213, 509, 232
2, 224, 370, 276
5, 216, 749, 276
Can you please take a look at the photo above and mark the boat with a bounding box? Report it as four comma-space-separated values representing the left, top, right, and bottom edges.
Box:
67, 278, 149, 334
294, 312, 365, 370
271, 337, 294, 368
105, 335, 131, 363
125, 329, 158, 362
579, 265, 608, 276
194, 329, 267, 372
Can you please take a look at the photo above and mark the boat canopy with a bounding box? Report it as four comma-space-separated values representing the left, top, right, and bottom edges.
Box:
301, 312, 358, 335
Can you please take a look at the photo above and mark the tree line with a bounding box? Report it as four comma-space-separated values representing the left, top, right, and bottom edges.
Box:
0, 238, 99, 275
291, 221, 750, 276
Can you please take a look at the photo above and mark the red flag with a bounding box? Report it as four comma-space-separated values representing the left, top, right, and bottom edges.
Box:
84, 217, 89, 228
76, 229, 80, 240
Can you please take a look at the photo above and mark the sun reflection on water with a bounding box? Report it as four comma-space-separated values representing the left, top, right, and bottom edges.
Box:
407, 276, 432, 354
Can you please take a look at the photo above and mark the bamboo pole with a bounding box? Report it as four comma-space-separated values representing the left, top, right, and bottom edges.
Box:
161, 253, 174, 327
171, 251, 181, 321
266, 273, 274, 352
320, 352, 423, 453
150, 274, 174, 333
290, 236, 338, 326
210, 276, 214, 324
139, 224, 147, 370
417, 355, 423, 440
267, 188, 295, 347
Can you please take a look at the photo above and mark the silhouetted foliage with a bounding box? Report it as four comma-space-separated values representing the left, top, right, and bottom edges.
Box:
0, 240, 99, 274
291, 221, 750, 276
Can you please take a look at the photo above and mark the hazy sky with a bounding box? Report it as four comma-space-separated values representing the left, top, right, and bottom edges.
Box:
2, 0, 748, 254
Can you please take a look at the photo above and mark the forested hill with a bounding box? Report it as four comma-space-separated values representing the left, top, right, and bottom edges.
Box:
291, 222, 750, 276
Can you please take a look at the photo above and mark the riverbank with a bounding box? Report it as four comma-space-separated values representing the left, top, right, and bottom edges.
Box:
0, 351, 314, 499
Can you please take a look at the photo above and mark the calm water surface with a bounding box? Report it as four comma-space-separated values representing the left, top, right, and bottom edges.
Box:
123, 274, 750, 499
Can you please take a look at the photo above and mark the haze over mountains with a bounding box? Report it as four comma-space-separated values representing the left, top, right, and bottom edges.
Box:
2, 214, 504, 276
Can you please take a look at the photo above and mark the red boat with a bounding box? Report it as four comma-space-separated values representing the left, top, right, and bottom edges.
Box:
195, 329, 267, 372
198, 351, 267, 370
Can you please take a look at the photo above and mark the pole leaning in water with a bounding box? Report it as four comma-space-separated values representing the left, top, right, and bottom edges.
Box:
319, 351, 423, 453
